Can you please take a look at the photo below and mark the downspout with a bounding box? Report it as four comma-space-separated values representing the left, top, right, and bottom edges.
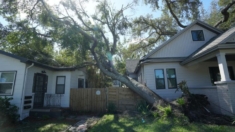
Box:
20, 63, 34, 120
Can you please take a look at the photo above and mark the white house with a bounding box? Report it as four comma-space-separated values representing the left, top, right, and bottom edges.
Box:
127, 20, 235, 115
0, 50, 87, 120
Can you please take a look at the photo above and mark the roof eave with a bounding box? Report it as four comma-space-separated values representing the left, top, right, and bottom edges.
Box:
181, 44, 235, 65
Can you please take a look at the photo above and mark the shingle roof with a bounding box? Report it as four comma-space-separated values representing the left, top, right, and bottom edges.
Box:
126, 59, 139, 73
0, 50, 80, 71
181, 26, 235, 65
142, 20, 222, 60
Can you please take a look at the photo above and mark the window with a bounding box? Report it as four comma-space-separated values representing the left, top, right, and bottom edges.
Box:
166, 69, 177, 88
55, 76, 65, 94
155, 69, 165, 89
0, 71, 16, 95
191, 30, 204, 41
209, 67, 235, 84
78, 78, 84, 88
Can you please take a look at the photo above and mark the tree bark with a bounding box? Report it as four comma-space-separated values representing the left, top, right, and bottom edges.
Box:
165, 0, 186, 28
214, 1, 235, 28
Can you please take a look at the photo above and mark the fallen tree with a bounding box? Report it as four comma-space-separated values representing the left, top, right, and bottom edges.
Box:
0, 0, 170, 108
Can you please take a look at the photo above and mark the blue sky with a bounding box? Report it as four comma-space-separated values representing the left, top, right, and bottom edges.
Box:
0, 0, 213, 26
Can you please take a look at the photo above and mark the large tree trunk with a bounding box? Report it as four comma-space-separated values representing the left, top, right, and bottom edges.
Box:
126, 77, 168, 107
94, 60, 169, 108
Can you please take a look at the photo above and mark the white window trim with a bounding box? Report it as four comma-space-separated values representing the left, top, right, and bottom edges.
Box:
55, 76, 66, 94
155, 68, 177, 90
0, 71, 17, 96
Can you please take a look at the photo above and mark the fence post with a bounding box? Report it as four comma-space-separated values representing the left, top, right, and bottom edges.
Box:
105, 87, 108, 109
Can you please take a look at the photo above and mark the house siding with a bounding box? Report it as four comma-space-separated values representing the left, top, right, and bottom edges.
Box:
150, 25, 218, 58
0, 54, 26, 119
52, 71, 71, 107
143, 61, 235, 100
25, 66, 53, 96
70, 69, 86, 88
23, 66, 53, 119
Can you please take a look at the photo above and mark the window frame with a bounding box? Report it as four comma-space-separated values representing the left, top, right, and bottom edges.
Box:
191, 30, 205, 41
55, 76, 66, 94
0, 71, 17, 96
154, 69, 165, 89
166, 68, 177, 89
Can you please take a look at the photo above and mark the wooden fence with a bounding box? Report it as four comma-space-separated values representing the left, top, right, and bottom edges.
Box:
107, 88, 143, 111
70, 88, 107, 112
70, 87, 143, 112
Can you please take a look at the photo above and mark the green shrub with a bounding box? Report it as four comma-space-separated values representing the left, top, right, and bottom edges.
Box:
176, 114, 190, 125
0, 96, 19, 127
176, 97, 185, 106
158, 105, 172, 118
137, 101, 151, 115
151, 110, 160, 118
107, 102, 116, 113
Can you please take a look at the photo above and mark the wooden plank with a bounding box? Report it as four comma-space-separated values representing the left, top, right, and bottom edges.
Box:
70, 87, 142, 113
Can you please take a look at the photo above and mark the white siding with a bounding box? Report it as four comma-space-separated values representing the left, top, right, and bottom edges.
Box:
26, 68, 79, 108
143, 61, 235, 100
0, 54, 26, 119
23, 66, 54, 119
52, 71, 71, 107
25, 68, 88, 109
25, 66, 53, 95
150, 25, 218, 58
70, 70, 86, 88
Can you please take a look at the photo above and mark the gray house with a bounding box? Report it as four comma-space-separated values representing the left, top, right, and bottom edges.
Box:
127, 20, 235, 115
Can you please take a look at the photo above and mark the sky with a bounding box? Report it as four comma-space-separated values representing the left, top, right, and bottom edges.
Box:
0, 0, 213, 26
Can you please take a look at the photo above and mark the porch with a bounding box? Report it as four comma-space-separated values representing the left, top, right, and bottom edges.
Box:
22, 93, 64, 118
184, 50, 235, 116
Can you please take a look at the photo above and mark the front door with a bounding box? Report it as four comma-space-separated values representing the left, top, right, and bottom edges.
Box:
33, 73, 48, 108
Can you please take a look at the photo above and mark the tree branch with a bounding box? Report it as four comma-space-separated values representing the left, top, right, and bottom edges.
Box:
214, 1, 235, 28
165, 0, 186, 28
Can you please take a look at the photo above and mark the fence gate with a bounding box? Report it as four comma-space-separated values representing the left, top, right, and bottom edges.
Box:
70, 88, 107, 112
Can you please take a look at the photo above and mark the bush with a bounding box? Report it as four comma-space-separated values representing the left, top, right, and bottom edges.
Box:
176, 97, 185, 106
0, 96, 19, 127
137, 101, 151, 116
158, 105, 172, 118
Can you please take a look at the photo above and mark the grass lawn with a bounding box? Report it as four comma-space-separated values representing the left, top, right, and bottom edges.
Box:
89, 114, 235, 132
1, 118, 77, 132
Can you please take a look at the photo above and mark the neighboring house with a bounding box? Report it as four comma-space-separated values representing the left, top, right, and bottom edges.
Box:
127, 20, 235, 115
112, 80, 121, 87
0, 50, 87, 120
126, 59, 139, 81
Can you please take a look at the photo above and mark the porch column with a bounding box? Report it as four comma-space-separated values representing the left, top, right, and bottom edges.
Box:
216, 53, 231, 81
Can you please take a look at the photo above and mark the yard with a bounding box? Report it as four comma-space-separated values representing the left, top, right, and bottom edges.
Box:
1, 113, 234, 132
89, 114, 235, 132
0, 117, 77, 132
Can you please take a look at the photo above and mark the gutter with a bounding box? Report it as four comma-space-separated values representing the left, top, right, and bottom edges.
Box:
19, 63, 34, 120
181, 44, 235, 65
134, 57, 185, 73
